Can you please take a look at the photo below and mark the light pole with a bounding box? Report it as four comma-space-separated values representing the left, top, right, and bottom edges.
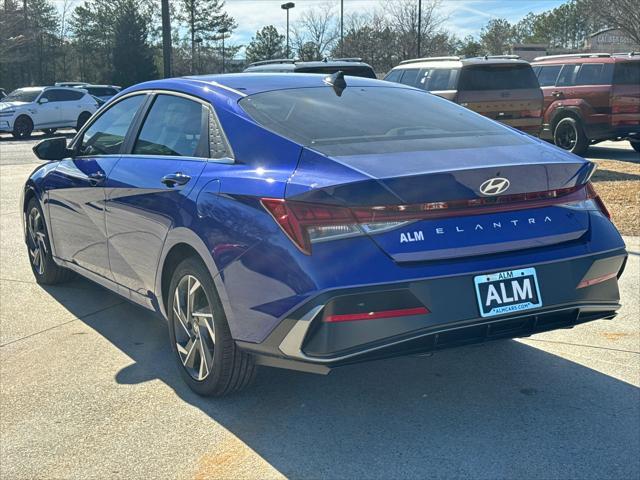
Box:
161, 0, 172, 77
340, 0, 344, 57
417, 0, 422, 57
281, 2, 295, 58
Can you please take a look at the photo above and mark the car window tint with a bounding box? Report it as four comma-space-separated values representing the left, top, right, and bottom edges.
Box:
613, 61, 640, 85
458, 64, 539, 90
133, 95, 203, 157
57, 89, 84, 101
384, 69, 403, 83
416, 68, 430, 89
41, 90, 62, 102
239, 86, 520, 156
398, 69, 420, 86
427, 69, 451, 90
537, 65, 562, 87
575, 63, 606, 85
79, 95, 145, 156
557, 64, 578, 86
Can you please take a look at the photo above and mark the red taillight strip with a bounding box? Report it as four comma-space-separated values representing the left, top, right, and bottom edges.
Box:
262, 183, 604, 254
577, 271, 618, 289
324, 306, 430, 323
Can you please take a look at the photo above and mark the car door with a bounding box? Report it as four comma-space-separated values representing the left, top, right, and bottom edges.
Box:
31, 89, 62, 128
56, 88, 88, 125
45, 94, 148, 280
105, 92, 210, 302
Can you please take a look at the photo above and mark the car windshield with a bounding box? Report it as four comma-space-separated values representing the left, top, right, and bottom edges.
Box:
459, 64, 539, 90
239, 86, 521, 156
3, 89, 42, 103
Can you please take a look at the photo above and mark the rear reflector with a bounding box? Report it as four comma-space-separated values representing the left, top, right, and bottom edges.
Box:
262, 182, 605, 254
324, 306, 430, 323
577, 271, 618, 289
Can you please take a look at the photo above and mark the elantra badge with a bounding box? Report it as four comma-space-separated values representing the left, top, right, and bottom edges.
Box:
479, 177, 510, 196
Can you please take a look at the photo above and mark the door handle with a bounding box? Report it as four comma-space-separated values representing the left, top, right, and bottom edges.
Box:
551, 90, 564, 98
161, 172, 191, 188
88, 171, 105, 185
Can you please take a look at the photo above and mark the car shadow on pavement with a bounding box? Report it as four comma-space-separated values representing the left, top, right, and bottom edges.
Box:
588, 145, 640, 164
40, 281, 640, 480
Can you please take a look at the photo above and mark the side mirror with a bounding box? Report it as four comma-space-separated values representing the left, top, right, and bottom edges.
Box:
38, 97, 49, 104
33, 137, 72, 161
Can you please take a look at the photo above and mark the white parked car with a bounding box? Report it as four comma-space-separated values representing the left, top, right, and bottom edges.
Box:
0, 86, 99, 139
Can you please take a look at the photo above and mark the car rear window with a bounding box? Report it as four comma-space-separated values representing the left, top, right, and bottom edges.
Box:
613, 61, 640, 85
239, 86, 523, 156
459, 64, 539, 90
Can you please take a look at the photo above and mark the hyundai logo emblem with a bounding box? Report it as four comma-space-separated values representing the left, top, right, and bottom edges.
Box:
479, 177, 510, 196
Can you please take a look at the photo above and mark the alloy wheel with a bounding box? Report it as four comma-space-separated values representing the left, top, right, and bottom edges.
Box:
173, 274, 215, 381
27, 207, 47, 275
556, 122, 577, 150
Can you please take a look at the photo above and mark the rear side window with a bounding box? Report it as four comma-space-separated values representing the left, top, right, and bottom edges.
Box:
458, 64, 539, 90
575, 63, 608, 85
133, 94, 204, 157
613, 61, 640, 85
427, 69, 452, 90
79, 95, 145, 156
398, 69, 420, 87
537, 65, 562, 87
57, 89, 85, 101
384, 69, 403, 83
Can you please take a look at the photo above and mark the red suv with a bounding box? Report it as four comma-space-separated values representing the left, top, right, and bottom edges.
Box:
532, 52, 640, 155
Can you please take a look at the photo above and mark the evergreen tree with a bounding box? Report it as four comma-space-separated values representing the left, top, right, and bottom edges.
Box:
245, 26, 285, 63
112, 1, 158, 86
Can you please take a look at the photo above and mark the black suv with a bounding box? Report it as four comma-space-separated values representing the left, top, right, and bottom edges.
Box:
244, 58, 377, 78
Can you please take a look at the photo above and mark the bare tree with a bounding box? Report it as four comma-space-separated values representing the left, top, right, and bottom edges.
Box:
292, 2, 339, 60
382, 0, 446, 59
586, 0, 640, 45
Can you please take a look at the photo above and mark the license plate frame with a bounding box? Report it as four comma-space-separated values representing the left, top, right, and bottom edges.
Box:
474, 267, 543, 318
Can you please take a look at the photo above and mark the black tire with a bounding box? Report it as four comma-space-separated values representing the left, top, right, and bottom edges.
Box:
25, 198, 75, 284
630, 141, 640, 153
43, 128, 57, 136
167, 256, 256, 397
12, 115, 33, 139
76, 111, 91, 131
553, 117, 589, 156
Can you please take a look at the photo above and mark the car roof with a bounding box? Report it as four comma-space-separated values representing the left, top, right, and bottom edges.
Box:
393, 56, 530, 69
244, 58, 374, 72
168, 72, 389, 97
532, 52, 640, 64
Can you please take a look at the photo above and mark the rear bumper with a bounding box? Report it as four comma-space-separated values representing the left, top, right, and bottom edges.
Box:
239, 248, 627, 373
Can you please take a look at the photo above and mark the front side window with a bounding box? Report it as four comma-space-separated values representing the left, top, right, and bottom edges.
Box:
41, 90, 63, 102
78, 95, 145, 156
133, 95, 204, 157
239, 86, 519, 157
458, 64, 539, 90
537, 65, 562, 87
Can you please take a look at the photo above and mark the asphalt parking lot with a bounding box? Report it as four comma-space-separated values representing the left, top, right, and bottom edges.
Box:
1, 134, 639, 479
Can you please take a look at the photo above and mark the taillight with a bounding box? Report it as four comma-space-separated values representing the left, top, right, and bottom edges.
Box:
262, 182, 606, 254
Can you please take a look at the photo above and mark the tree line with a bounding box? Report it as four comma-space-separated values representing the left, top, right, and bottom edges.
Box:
1, 0, 638, 91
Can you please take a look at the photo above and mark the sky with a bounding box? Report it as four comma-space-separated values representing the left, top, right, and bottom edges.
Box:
53, 0, 567, 49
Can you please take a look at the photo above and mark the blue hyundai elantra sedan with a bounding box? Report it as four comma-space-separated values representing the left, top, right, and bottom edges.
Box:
23, 73, 627, 396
